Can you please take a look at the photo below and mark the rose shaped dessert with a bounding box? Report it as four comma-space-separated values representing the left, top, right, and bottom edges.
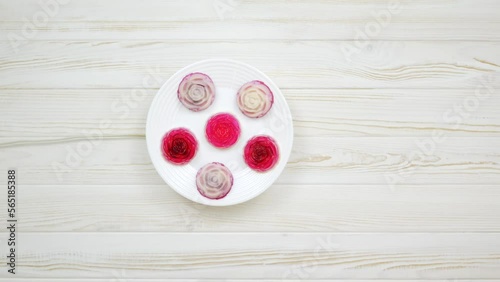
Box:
244, 135, 280, 172
161, 128, 198, 165
205, 113, 241, 148
177, 72, 215, 112
196, 162, 234, 200
237, 80, 274, 118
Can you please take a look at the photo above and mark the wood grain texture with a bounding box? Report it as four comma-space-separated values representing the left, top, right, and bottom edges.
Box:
2, 280, 496, 282
1, 41, 499, 89
1, 137, 499, 185
2, 88, 500, 140
1, 233, 500, 279
0, 184, 498, 232
1, 0, 500, 280
1, 0, 499, 40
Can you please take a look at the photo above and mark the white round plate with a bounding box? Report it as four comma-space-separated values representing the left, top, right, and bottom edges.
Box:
146, 59, 293, 206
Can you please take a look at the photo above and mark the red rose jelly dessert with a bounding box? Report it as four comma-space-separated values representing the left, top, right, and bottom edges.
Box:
161, 128, 198, 165
244, 135, 280, 172
205, 113, 241, 148
237, 80, 274, 118
177, 72, 216, 112
196, 162, 234, 200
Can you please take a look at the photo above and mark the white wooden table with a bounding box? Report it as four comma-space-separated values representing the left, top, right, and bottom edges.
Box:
1, 0, 500, 280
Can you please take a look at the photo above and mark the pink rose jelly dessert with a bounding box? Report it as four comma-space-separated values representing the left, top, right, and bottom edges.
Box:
244, 135, 280, 172
237, 80, 274, 118
205, 113, 241, 148
196, 162, 234, 200
177, 72, 215, 112
161, 128, 198, 165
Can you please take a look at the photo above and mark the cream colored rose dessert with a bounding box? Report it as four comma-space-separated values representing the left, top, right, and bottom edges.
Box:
236, 80, 274, 118
177, 72, 215, 112
196, 162, 233, 200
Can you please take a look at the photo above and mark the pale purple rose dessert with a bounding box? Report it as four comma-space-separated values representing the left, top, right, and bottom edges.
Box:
177, 72, 215, 112
196, 162, 233, 200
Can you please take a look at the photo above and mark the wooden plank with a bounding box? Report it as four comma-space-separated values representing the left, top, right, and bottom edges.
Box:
1, 280, 493, 282
0, 0, 499, 40
1, 137, 499, 185
2, 88, 500, 139
1, 233, 500, 278
5, 0, 499, 21
0, 184, 498, 232
1, 41, 499, 89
